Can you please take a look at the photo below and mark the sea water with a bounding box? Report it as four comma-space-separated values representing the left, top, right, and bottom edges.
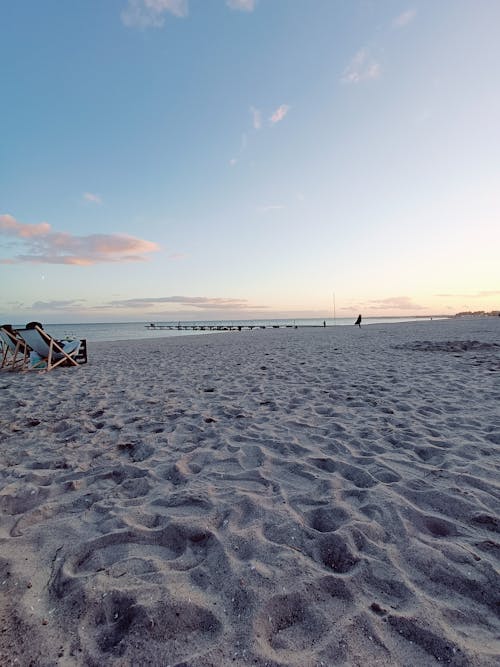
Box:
11, 318, 441, 343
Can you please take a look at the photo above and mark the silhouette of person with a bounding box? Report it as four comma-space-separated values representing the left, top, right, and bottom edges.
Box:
354, 314, 362, 328
25, 321, 64, 346
323, 320, 326, 327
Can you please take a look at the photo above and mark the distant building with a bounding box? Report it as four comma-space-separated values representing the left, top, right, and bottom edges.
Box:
455, 310, 499, 317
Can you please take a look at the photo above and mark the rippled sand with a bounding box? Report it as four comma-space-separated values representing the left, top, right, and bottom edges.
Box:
1, 318, 499, 666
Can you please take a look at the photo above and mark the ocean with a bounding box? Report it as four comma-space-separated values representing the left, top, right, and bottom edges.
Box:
11, 317, 442, 343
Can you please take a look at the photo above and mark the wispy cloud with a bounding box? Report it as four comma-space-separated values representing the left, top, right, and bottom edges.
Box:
435, 290, 500, 298
229, 104, 288, 167
107, 295, 263, 310
0, 213, 159, 265
250, 106, 262, 130
475, 290, 500, 297
226, 0, 256, 12
121, 0, 188, 28
363, 296, 426, 311
83, 192, 102, 204
341, 49, 381, 84
0, 296, 272, 319
32, 299, 86, 311
122, 0, 257, 28
229, 131, 250, 166
269, 104, 290, 124
393, 9, 417, 28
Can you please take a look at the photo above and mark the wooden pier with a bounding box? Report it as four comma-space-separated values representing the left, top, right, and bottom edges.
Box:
144, 323, 303, 332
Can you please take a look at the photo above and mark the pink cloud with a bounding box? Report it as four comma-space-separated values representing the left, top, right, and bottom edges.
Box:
0, 213, 159, 265
393, 9, 417, 28
341, 50, 381, 84
363, 296, 426, 311
83, 192, 102, 204
108, 295, 263, 310
269, 104, 290, 124
0, 213, 51, 238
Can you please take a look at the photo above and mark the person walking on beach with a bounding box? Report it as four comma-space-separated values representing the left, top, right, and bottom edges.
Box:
354, 314, 362, 327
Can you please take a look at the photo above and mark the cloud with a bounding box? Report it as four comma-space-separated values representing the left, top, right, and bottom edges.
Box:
83, 192, 102, 204
7, 295, 267, 317
0, 213, 50, 238
230, 105, 286, 168
363, 296, 426, 311
121, 0, 188, 28
269, 105, 290, 124
31, 299, 86, 310
229, 132, 249, 168
226, 0, 256, 11
250, 106, 262, 130
341, 50, 381, 84
0, 214, 159, 265
107, 295, 263, 310
393, 9, 417, 28
435, 290, 500, 298
476, 290, 500, 297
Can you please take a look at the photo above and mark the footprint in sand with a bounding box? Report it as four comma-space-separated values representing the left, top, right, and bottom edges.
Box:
49, 524, 221, 599
305, 506, 349, 533
255, 592, 327, 655
46, 520, 229, 660
88, 590, 222, 661
0, 482, 50, 516
337, 462, 378, 489
313, 533, 359, 574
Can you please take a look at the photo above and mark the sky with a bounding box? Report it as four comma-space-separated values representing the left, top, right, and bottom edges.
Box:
1, 0, 499, 323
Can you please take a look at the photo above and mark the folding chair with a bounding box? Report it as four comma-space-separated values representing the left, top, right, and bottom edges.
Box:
17, 325, 85, 371
0, 326, 29, 371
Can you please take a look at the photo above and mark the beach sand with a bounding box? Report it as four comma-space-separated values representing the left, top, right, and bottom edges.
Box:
1, 318, 499, 666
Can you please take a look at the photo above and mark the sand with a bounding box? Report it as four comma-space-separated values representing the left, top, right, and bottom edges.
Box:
0, 317, 499, 666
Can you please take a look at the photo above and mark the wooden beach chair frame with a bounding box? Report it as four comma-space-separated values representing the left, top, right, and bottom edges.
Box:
17, 325, 83, 372
0, 327, 30, 371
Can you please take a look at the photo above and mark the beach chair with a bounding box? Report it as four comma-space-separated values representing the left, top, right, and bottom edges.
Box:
74, 338, 88, 365
17, 325, 84, 371
0, 326, 30, 371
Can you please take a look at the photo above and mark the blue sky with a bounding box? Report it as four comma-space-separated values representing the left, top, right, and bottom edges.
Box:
1, 0, 499, 322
